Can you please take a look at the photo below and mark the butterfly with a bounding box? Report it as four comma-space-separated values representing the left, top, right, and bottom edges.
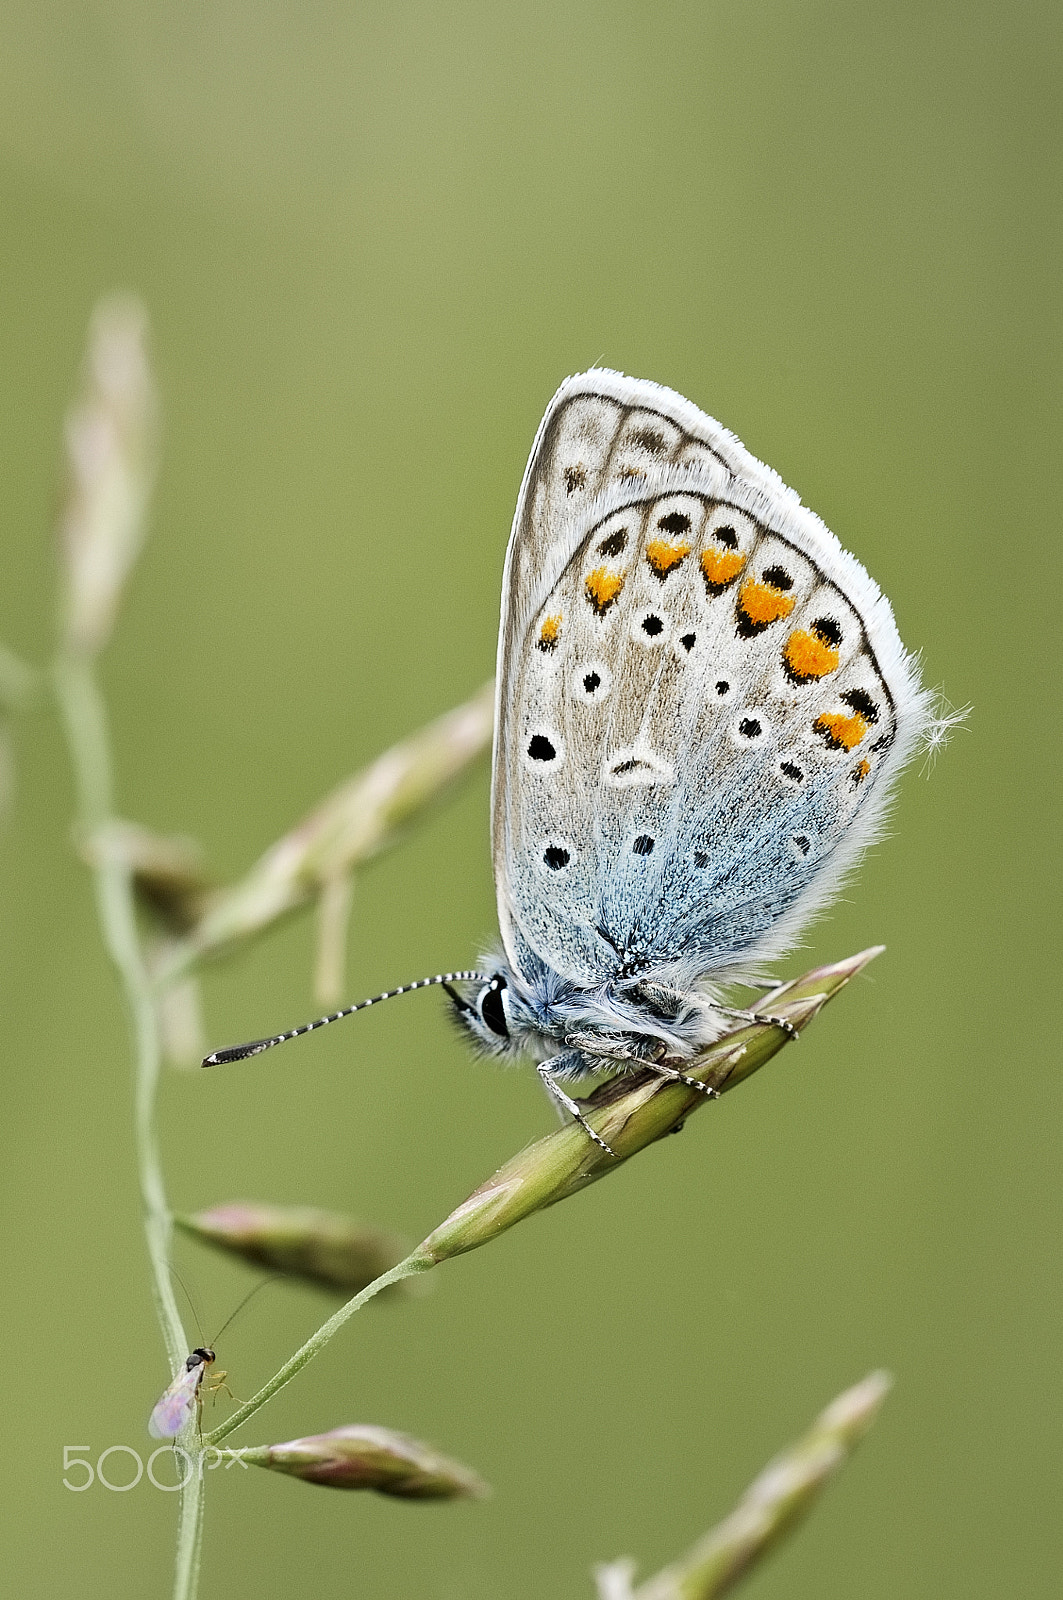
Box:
205, 371, 936, 1156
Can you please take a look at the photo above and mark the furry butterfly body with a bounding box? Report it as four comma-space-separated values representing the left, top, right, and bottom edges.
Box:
455, 370, 931, 1112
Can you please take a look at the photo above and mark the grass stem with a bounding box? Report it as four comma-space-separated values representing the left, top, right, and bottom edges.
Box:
54, 648, 197, 1597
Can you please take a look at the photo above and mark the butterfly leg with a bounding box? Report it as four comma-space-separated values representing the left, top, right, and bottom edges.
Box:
536, 1061, 618, 1158
717, 1006, 800, 1042
644, 1059, 720, 1098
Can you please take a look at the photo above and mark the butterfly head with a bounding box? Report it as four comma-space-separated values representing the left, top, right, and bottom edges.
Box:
448, 962, 577, 1062
448, 969, 525, 1057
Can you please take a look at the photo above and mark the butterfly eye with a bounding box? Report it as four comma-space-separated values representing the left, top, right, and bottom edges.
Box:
478, 976, 510, 1038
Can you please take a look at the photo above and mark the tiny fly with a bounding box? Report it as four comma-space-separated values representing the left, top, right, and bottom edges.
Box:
146, 1275, 275, 1439
148, 1345, 228, 1439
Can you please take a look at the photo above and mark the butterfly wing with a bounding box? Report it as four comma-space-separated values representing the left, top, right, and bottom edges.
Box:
148, 1359, 204, 1439
492, 370, 930, 988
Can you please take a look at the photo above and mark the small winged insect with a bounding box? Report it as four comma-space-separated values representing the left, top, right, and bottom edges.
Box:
147, 1278, 269, 1438
148, 1345, 224, 1439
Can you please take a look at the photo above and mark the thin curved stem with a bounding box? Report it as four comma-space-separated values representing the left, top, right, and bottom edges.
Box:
173, 1464, 205, 1600
204, 1254, 433, 1446
54, 652, 185, 1361
53, 649, 194, 1591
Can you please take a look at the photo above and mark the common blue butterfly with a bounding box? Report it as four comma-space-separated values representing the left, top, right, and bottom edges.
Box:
206, 371, 937, 1156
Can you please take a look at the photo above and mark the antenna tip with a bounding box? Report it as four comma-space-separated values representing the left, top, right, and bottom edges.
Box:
202, 1039, 270, 1067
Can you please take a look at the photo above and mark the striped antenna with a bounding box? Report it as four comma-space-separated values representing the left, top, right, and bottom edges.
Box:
201, 971, 489, 1068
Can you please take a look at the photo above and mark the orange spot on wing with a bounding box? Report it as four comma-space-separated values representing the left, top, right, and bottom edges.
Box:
814, 711, 870, 751
783, 629, 841, 683
737, 578, 796, 633
700, 548, 745, 594
852, 758, 871, 782
537, 614, 562, 652
585, 567, 627, 615
646, 537, 691, 577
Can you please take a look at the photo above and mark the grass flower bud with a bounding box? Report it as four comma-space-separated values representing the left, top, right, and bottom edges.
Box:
176, 1202, 409, 1294
80, 818, 209, 932
414, 950, 882, 1265
160, 682, 493, 980
240, 1425, 488, 1498
625, 1371, 891, 1599
58, 296, 158, 657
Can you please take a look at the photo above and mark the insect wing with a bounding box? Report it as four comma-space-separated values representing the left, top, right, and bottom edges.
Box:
148, 1358, 205, 1439
493, 370, 931, 987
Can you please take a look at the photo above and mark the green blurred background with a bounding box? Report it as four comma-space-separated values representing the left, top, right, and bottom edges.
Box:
1, 2, 1059, 1595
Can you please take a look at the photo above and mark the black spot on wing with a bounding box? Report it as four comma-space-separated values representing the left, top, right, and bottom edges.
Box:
597, 529, 627, 557
657, 510, 691, 534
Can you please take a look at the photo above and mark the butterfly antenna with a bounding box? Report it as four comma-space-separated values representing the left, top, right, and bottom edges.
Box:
201, 971, 490, 1068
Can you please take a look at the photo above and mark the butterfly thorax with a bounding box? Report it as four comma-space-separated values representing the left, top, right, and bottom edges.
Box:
454, 958, 725, 1080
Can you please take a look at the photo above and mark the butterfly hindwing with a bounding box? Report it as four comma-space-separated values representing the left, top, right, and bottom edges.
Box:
493, 371, 928, 988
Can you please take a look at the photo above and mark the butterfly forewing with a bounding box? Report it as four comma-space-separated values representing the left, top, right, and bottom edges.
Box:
500, 378, 748, 653
493, 372, 927, 988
